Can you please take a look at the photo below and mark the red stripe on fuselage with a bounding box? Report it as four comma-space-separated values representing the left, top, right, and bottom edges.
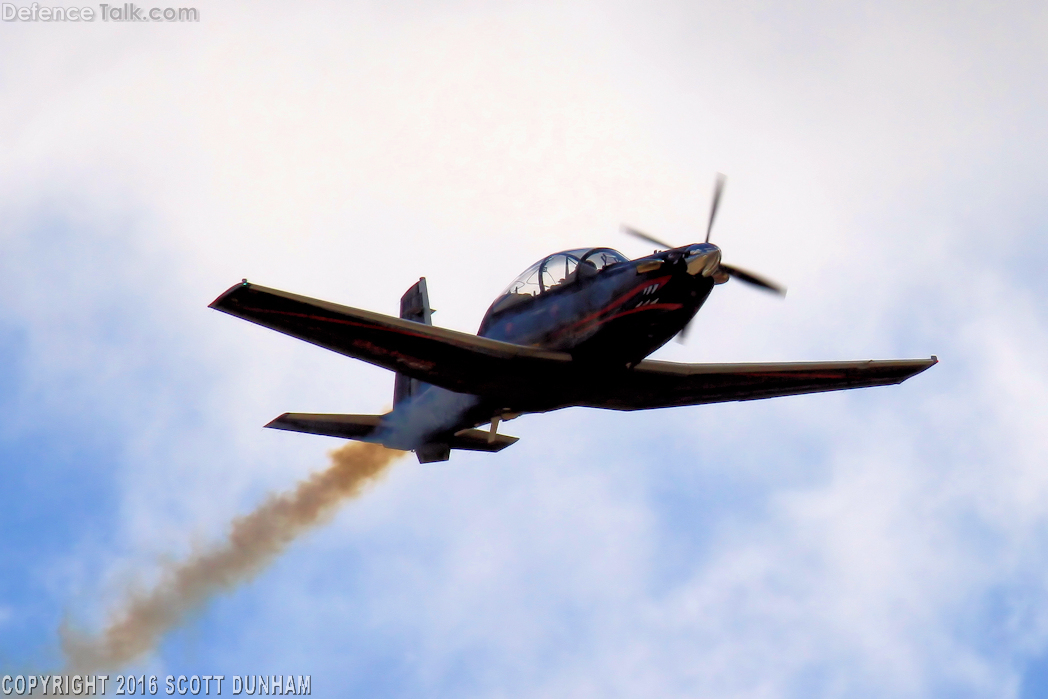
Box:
601, 302, 685, 321
552, 275, 675, 339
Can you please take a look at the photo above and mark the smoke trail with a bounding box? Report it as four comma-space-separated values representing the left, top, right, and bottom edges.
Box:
62, 441, 405, 672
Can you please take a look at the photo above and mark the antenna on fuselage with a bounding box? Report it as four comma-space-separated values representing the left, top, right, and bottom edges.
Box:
705, 172, 726, 244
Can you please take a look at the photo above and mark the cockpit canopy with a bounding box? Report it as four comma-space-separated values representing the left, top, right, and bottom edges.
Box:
489, 248, 629, 315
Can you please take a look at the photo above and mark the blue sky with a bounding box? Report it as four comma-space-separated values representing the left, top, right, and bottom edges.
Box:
2, 1, 1047, 696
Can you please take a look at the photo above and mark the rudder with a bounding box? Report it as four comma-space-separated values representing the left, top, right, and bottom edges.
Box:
394, 277, 435, 405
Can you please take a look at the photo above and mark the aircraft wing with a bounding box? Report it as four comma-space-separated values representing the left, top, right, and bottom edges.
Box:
210, 282, 936, 411
569, 357, 937, 410
209, 281, 572, 396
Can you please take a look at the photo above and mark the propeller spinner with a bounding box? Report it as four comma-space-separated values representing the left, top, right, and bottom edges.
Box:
623, 174, 785, 342
621, 173, 785, 297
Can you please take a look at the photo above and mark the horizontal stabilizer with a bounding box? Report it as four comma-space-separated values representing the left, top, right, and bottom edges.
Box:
265, 413, 519, 454
448, 428, 519, 453
265, 413, 382, 440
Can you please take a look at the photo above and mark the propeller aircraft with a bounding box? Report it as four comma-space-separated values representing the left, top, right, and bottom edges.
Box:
210, 176, 936, 463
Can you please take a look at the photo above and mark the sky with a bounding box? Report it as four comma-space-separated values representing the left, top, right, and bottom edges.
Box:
1, 0, 1047, 696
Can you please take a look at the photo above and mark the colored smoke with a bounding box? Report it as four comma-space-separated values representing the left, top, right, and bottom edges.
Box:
62, 441, 404, 671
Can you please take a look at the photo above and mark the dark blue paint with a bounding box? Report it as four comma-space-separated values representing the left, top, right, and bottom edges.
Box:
378, 244, 719, 454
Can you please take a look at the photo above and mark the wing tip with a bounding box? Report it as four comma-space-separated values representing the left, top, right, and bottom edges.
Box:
208, 279, 252, 310
263, 412, 291, 429
897, 355, 938, 383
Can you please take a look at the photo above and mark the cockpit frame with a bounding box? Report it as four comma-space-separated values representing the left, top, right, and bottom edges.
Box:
488, 247, 629, 317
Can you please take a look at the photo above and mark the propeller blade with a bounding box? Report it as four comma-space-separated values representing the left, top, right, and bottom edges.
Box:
621, 225, 674, 250
720, 263, 787, 296
705, 173, 726, 243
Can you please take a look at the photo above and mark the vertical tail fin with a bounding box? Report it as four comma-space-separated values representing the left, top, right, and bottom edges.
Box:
393, 277, 434, 405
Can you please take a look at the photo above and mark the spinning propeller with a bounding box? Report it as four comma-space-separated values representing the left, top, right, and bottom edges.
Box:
622, 174, 785, 342
621, 173, 786, 296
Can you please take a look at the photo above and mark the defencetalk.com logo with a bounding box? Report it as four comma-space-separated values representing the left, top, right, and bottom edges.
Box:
2, 3, 199, 21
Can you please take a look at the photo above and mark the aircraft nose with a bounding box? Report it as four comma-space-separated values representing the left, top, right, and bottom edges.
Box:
684, 244, 724, 279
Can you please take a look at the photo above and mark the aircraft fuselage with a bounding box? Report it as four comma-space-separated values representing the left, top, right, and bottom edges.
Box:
374, 244, 722, 454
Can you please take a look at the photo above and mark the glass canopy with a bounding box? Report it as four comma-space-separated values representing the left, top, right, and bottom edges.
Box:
490, 248, 628, 314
